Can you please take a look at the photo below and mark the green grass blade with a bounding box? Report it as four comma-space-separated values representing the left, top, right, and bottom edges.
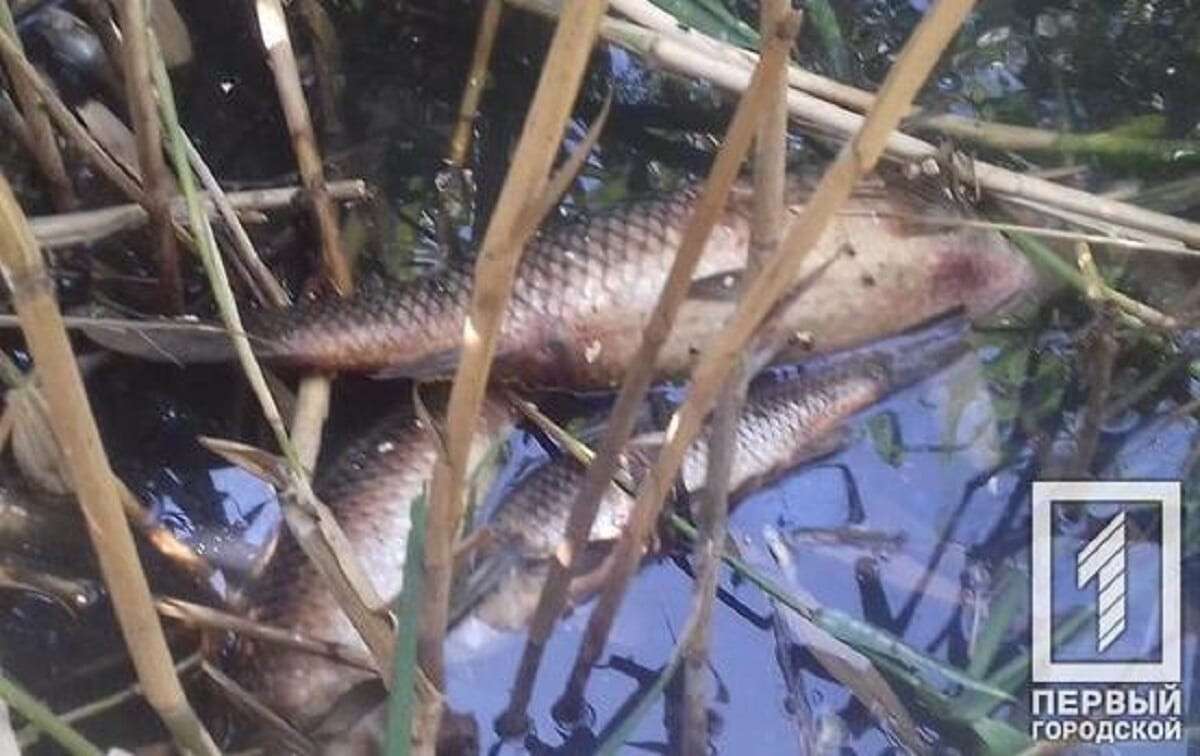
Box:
595, 648, 685, 755
385, 493, 428, 756
0, 670, 103, 756
966, 568, 1026, 680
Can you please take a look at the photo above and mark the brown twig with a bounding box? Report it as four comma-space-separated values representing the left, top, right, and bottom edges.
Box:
448, 0, 503, 167
154, 596, 375, 671
552, 0, 977, 719
496, 10, 799, 736
200, 661, 316, 755
0, 3, 75, 210
0, 173, 218, 753
115, 0, 183, 313
420, 0, 610, 744
29, 179, 368, 249
255, 0, 352, 294
183, 138, 293, 309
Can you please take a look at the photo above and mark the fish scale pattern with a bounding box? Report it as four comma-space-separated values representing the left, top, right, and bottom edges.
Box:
251, 189, 702, 377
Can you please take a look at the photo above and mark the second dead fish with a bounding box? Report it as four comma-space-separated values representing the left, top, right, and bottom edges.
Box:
459, 316, 971, 630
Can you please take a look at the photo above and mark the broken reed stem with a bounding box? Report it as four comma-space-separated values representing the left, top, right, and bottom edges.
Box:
291, 374, 331, 470
255, 0, 352, 294
115, 0, 183, 313
150, 34, 391, 681
30, 179, 367, 249
512, 0, 1200, 249
183, 138, 292, 308
0, 175, 219, 754
448, 0, 503, 167
421, 0, 610, 739
496, 12, 799, 736
154, 596, 375, 671
0, 31, 143, 202
0, 3, 75, 210
682, 2, 794, 749
553, 0, 978, 718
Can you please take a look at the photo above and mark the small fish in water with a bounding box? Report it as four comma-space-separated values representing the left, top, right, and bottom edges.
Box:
85, 176, 1033, 390
458, 316, 970, 630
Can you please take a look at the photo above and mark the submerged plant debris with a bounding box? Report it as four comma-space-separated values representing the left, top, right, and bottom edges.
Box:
0, 0, 1199, 754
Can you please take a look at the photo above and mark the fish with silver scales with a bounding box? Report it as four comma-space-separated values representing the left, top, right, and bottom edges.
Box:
242, 314, 974, 753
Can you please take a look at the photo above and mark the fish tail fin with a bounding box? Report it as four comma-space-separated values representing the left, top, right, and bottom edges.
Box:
878, 309, 972, 388
77, 317, 254, 364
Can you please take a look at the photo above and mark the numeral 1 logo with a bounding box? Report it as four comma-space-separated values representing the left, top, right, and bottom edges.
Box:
1077, 511, 1127, 653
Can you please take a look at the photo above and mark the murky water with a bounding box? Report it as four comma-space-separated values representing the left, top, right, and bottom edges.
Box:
3, 0, 1200, 753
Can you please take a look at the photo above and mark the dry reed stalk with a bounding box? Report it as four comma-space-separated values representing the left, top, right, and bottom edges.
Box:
0, 30, 143, 201
448, 0, 503, 167
291, 374, 330, 470
200, 661, 316, 754
552, 0, 978, 718
0, 89, 32, 153
30, 179, 367, 249
252, 4, 352, 587
513, 0, 1200, 248
115, 0, 182, 313
255, 0, 352, 294
155, 596, 375, 671
183, 138, 292, 308
495, 11, 799, 736
0, 3, 75, 210
295, 0, 345, 137
681, 1, 793, 749
0, 174, 218, 754
419, 0, 610, 742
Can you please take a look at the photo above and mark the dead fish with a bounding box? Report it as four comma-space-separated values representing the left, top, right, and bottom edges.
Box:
460, 315, 971, 629
85, 177, 1033, 390
245, 397, 516, 732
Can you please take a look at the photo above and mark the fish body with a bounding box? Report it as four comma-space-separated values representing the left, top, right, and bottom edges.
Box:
89, 179, 1033, 389
463, 316, 969, 628
246, 398, 516, 730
